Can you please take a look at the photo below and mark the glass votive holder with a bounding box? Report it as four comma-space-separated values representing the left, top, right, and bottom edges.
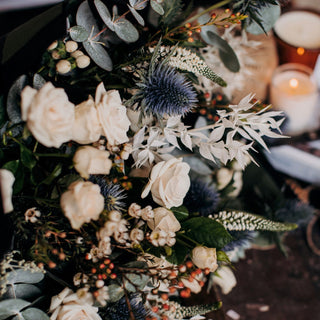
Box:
273, 10, 320, 69
270, 63, 319, 136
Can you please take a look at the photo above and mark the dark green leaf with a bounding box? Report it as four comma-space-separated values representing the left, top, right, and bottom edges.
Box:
40, 163, 63, 185
114, 18, 139, 43
69, 25, 89, 42
83, 41, 113, 71
2, 160, 19, 174
182, 217, 233, 250
166, 240, 189, 265
0, 299, 30, 320
171, 206, 189, 221
7, 75, 28, 124
20, 145, 36, 170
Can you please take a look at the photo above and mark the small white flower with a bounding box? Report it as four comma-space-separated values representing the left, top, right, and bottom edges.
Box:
140, 205, 154, 221
95, 286, 109, 307
128, 203, 142, 218
108, 210, 122, 222
24, 207, 41, 223
150, 229, 167, 247
130, 228, 144, 244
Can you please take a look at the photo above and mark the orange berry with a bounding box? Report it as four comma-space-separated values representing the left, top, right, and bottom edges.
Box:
110, 273, 117, 279
92, 268, 97, 274
186, 261, 193, 268
161, 293, 169, 301
48, 261, 56, 269
104, 259, 111, 265
185, 23, 191, 28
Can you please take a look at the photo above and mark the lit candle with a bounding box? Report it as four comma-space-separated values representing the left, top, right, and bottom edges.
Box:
273, 11, 320, 68
270, 63, 319, 135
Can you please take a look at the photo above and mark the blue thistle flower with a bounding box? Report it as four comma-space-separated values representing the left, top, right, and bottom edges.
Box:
89, 176, 127, 211
104, 294, 149, 320
183, 179, 220, 216
137, 63, 198, 117
223, 230, 255, 252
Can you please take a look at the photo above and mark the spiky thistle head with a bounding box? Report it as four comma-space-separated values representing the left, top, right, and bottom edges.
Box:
133, 62, 198, 117
89, 176, 127, 211
222, 230, 255, 252
183, 179, 220, 216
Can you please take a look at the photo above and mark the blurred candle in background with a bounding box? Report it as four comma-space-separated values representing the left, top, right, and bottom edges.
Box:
270, 63, 319, 135
273, 10, 320, 69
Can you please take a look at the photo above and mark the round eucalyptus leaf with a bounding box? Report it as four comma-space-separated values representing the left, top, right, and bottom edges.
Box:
76, 1, 101, 41
129, 0, 147, 10
245, 3, 281, 35
69, 25, 89, 42
7, 75, 28, 124
6, 269, 44, 285
32, 74, 46, 90
20, 308, 49, 320
107, 284, 124, 303
0, 299, 30, 320
94, 0, 115, 31
125, 273, 149, 291
2, 284, 42, 301
114, 18, 139, 43
83, 41, 113, 71
150, 0, 164, 15
128, 5, 145, 26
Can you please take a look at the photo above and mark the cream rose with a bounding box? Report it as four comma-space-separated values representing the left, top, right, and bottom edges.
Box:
212, 266, 237, 294
141, 158, 190, 209
60, 181, 104, 229
50, 288, 101, 320
0, 169, 15, 213
72, 98, 102, 144
95, 83, 130, 146
73, 146, 112, 179
191, 246, 218, 273
147, 207, 181, 232
21, 82, 75, 148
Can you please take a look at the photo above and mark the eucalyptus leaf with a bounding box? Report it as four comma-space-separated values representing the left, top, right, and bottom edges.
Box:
32, 74, 46, 90
107, 284, 124, 303
69, 25, 89, 42
6, 269, 44, 285
202, 31, 240, 73
129, 0, 148, 10
2, 284, 42, 301
0, 96, 7, 127
128, 6, 145, 26
7, 75, 28, 124
182, 217, 233, 249
113, 18, 139, 43
83, 41, 113, 71
0, 299, 30, 320
94, 0, 115, 31
76, 1, 101, 41
171, 206, 189, 221
245, 3, 280, 35
20, 308, 49, 320
150, 0, 164, 15
124, 273, 149, 292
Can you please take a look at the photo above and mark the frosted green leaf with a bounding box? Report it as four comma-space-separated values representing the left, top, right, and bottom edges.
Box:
150, 0, 164, 15
18, 308, 49, 320
94, 0, 115, 31
114, 18, 139, 43
124, 273, 149, 292
2, 284, 42, 301
212, 210, 298, 232
107, 284, 124, 303
6, 269, 44, 284
128, 5, 145, 26
83, 41, 112, 71
33, 74, 46, 90
0, 299, 30, 320
69, 25, 89, 42
129, 0, 148, 10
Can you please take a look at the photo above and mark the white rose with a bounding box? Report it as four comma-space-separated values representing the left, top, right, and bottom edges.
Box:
60, 181, 104, 229
50, 288, 101, 320
141, 158, 190, 209
147, 207, 180, 232
72, 98, 102, 144
95, 83, 130, 146
0, 169, 15, 213
21, 82, 75, 148
212, 266, 237, 295
192, 246, 218, 273
73, 146, 112, 179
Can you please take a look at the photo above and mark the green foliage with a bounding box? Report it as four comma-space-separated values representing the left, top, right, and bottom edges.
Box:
107, 284, 124, 303
69, 25, 89, 42
213, 210, 298, 232
0, 299, 30, 320
83, 41, 113, 71
150, 0, 164, 15
171, 205, 189, 221
160, 0, 184, 27
182, 217, 233, 249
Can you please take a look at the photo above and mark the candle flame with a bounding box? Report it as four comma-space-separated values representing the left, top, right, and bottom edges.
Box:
289, 78, 299, 89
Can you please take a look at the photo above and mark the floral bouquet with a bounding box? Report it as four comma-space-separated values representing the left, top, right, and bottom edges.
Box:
0, 0, 308, 319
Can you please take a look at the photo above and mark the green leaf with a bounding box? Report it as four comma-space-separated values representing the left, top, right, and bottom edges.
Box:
2, 160, 19, 174
182, 217, 233, 250
128, 6, 145, 26
0, 299, 30, 320
216, 250, 231, 264
0, 96, 7, 127
32, 74, 46, 90
7, 75, 28, 124
150, 0, 164, 15
83, 41, 113, 71
124, 273, 149, 292
202, 31, 240, 73
94, 0, 115, 31
69, 25, 89, 42
113, 18, 139, 43
212, 210, 298, 232
40, 163, 63, 185
19, 308, 49, 320
20, 144, 36, 170
166, 240, 189, 265
6, 269, 44, 285
2, 284, 42, 301
76, 1, 101, 40
107, 284, 124, 303
171, 206, 189, 221
245, 3, 281, 35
